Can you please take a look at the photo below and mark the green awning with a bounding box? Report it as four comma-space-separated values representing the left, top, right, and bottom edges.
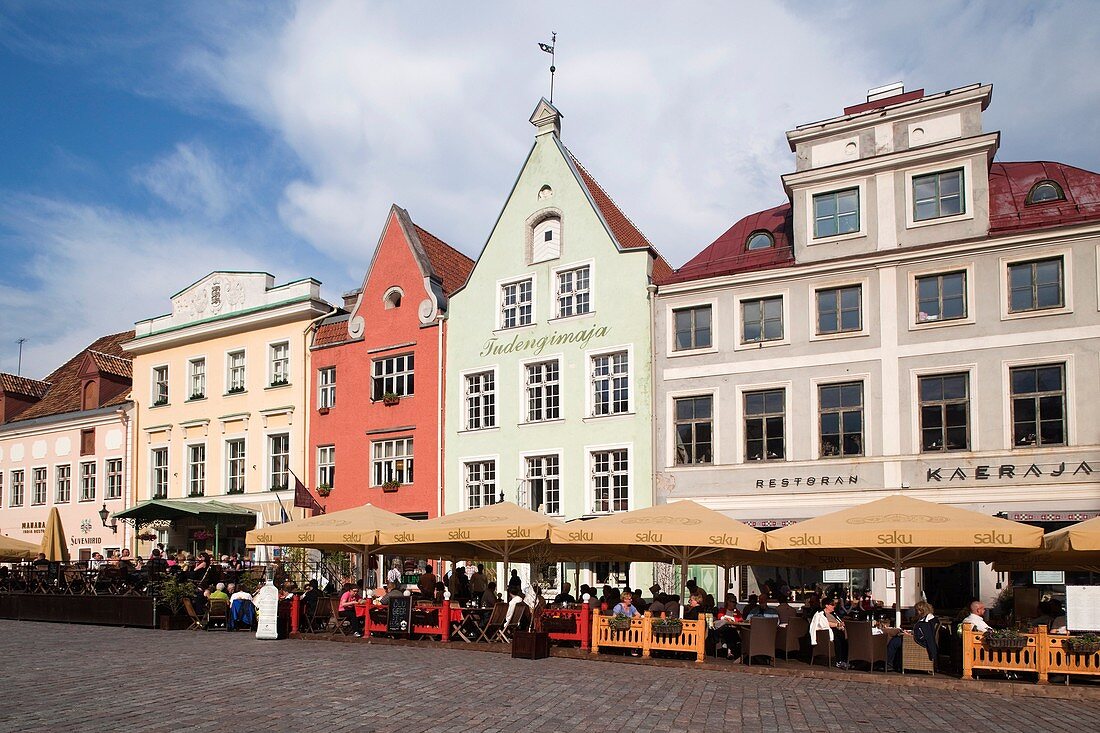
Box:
114, 499, 256, 523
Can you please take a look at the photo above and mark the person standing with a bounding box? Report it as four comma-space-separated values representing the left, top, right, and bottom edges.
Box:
507, 569, 522, 596
469, 564, 488, 599
417, 563, 437, 600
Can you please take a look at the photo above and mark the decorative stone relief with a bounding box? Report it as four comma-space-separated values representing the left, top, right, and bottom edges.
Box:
10, 443, 24, 462
104, 429, 123, 450
31, 440, 47, 459
55, 436, 71, 457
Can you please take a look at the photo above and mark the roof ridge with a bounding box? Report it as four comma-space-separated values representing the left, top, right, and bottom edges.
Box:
412, 223, 475, 265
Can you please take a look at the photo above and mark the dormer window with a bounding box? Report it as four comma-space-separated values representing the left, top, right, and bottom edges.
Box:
531, 216, 561, 263
1026, 180, 1065, 205
746, 231, 774, 251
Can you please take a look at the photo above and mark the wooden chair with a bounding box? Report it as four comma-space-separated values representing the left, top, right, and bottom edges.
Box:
741, 617, 778, 666
901, 633, 935, 675
776, 617, 808, 661
329, 597, 353, 637
182, 598, 205, 630
304, 598, 332, 633
846, 620, 887, 671
498, 603, 529, 643
205, 598, 229, 630
479, 602, 510, 643
811, 629, 835, 667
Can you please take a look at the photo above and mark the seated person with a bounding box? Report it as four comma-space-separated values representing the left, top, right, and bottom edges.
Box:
648, 593, 667, 618
775, 595, 797, 624
682, 590, 705, 621
632, 588, 648, 614
31, 553, 50, 569
745, 598, 777, 619
208, 582, 229, 602
338, 583, 364, 637
553, 581, 575, 604
1046, 599, 1068, 634
663, 595, 682, 619
612, 591, 642, 617
888, 601, 937, 671
809, 598, 849, 669
741, 594, 760, 618
301, 579, 321, 617
962, 600, 992, 633
504, 587, 527, 625
434, 581, 446, 604
481, 581, 499, 608
379, 581, 403, 606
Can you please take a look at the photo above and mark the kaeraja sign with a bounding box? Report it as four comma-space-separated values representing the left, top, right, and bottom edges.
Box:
480, 324, 611, 358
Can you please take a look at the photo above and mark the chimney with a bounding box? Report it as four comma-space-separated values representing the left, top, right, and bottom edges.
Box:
342, 289, 361, 311
866, 82, 905, 103
529, 98, 562, 139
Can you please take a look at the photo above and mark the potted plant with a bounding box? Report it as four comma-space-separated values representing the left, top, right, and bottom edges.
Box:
983, 628, 1028, 651
1063, 633, 1100, 655
608, 612, 633, 632
382, 392, 400, 406
651, 617, 683, 638
270, 376, 289, 387
317, 484, 332, 498
227, 385, 245, 395
152, 575, 197, 630
137, 532, 157, 542
189, 391, 205, 401
317, 406, 330, 415
153, 397, 168, 407
382, 480, 401, 493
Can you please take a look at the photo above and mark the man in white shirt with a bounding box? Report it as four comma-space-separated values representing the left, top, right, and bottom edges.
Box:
963, 600, 992, 633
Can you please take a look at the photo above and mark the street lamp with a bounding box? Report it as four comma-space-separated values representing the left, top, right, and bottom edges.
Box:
98, 503, 117, 534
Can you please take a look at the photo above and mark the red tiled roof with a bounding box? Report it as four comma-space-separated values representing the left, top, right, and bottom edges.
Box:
312, 318, 351, 348
989, 161, 1100, 234
9, 330, 134, 422
566, 149, 673, 278
88, 350, 132, 379
0, 374, 50, 399
414, 224, 475, 296
843, 89, 925, 116
659, 203, 795, 285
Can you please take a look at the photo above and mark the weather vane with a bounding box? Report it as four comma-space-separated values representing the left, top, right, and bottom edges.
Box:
538, 32, 556, 103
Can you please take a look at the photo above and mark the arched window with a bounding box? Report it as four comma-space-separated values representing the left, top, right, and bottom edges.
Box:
383, 287, 403, 310
531, 216, 561, 263
81, 379, 96, 411
1026, 180, 1065, 205
746, 231, 774, 251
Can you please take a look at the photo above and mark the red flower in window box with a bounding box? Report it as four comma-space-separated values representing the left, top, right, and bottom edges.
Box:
318, 406, 330, 415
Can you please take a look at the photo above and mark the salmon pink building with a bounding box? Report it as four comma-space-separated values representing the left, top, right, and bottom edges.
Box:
309, 205, 473, 518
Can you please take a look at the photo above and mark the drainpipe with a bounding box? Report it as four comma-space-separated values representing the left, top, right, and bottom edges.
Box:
437, 315, 445, 520
302, 304, 338, 520
647, 281, 659, 592
117, 406, 132, 553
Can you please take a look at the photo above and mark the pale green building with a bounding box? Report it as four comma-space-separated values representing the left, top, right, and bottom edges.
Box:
445, 100, 671, 592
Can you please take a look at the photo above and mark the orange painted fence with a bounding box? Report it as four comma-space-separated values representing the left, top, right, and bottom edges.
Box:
590, 613, 706, 662
962, 623, 1100, 683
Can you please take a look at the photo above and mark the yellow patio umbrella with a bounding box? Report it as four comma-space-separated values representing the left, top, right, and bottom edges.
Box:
550, 500, 770, 601
0, 533, 39, 562
245, 502, 415, 552
377, 501, 564, 573
993, 515, 1100, 573
765, 495, 1043, 626
40, 506, 69, 563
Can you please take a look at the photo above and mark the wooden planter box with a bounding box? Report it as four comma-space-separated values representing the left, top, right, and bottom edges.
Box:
608, 617, 633, 632
1063, 640, 1100, 655
383, 396, 400, 406
159, 613, 192, 630
512, 631, 550, 659
651, 623, 684, 639
984, 636, 1028, 651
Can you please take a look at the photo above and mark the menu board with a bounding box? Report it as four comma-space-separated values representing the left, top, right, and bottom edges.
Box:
1065, 585, 1100, 632
387, 595, 413, 635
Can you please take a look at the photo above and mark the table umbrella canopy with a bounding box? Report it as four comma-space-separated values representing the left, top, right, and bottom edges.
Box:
993, 515, 1100, 572
246, 503, 415, 552
377, 501, 563, 563
114, 499, 256, 524
0, 533, 39, 562
765, 495, 1043, 625
41, 506, 69, 563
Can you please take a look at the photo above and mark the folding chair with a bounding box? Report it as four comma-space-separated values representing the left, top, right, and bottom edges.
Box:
475, 602, 509, 642
498, 603, 529, 643
304, 599, 332, 633
182, 598, 205, 630
330, 597, 354, 637
205, 598, 229, 630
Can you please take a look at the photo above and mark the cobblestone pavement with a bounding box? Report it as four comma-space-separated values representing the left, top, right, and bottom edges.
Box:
2, 621, 1098, 733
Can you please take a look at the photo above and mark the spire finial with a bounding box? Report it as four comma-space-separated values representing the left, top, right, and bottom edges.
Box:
538, 32, 557, 103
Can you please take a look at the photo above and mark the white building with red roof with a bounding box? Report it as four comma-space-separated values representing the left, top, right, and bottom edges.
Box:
655, 83, 1100, 610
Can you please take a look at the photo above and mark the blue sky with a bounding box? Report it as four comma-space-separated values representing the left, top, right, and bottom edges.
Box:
2, 1, 1099, 378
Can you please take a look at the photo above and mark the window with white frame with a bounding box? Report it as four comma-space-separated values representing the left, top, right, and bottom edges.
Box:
674, 396, 713, 465
501, 278, 534, 329
525, 360, 560, 422
916, 271, 967, 323
1008, 257, 1064, 313
226, 439, 245, 494
317, 445, 335, 488
55, 465, 71, 503
592, 351, 629, 416
9, 470, 24, 507
592, 449, 629, 513
556, 265, 591, 318
268, 433, 290, 490
80, 462, 96, 501
1011, 364, 1066, 447
152, 366, 169, 405
372, 354, 414, 400
151, 447, 168, 499
465, 460, 497, 509
919, 373, 970, 452
226, 350, 246, 393
372, 438, 413, 486
913, 169, 964, 221
742, 296, 784, 344
525, 455, 560, 515
816, 285, 862, 334
32, 468, 47, 505
813, 188, 859, 238
819, 382, 864, 457
187, 444, 206, 497
465, 371, 496, 430
188, 357, 206, 400
269, 342, 290, 386
318, 366, 336, 409
105, 458, 123, 499
744, 389, 786, 461
672, 305, 711, 351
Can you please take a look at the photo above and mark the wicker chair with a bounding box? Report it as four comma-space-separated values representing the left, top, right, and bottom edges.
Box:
845, 620, 887, 671
811, 629, 835, 667
776, 617, 808, 661
901, 633, 935, 675
741, 617, 778, 666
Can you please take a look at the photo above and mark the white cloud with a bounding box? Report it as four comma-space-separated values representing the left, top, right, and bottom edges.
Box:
134, 141, 237, 219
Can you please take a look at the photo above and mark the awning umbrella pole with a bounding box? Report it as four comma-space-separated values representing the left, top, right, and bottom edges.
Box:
680, 552, 689, 614
214, 518, 220, 559
894, 549, 903, 629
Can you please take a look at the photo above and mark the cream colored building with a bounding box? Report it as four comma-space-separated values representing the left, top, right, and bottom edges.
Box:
123, 272, 331, 555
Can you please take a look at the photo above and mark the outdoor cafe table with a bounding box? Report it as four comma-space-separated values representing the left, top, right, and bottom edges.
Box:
450, 605, 494, 642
